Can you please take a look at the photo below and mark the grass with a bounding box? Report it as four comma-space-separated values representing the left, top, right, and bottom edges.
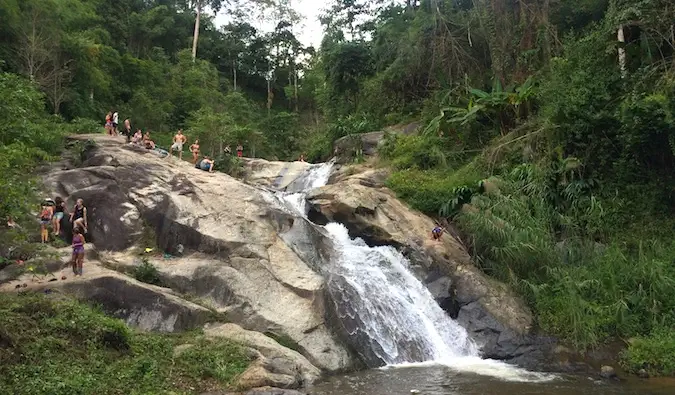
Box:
621, 329, 675, 376
381, 130, 675, 375
0, 293, 251, 395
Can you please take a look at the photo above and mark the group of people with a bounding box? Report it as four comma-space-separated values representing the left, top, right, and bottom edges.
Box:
39, 197, 88, 276
105, 113, 247, 174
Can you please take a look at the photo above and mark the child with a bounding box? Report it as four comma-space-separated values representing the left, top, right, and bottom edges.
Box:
431, 226, 445, 242
71, 227, 85, 276
39, 201, 54, 243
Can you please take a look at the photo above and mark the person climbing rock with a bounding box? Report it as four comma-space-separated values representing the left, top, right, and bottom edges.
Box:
69, 198, 88, 234
170, 129, 187, 160
52, 196, 66, 236
190, 139, 200, 164
431, 226, 444, 242
39, 199, 54, 243
196, 156, 214, 173
236, 143, 243, 158
71, 227, 85, 276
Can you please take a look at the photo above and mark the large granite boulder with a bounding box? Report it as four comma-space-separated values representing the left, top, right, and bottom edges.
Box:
240, 158, 312, 189
39, 134, 354, 373
0, 255, 213, 333
306, 166, 547, 363
205, 323, 320, 389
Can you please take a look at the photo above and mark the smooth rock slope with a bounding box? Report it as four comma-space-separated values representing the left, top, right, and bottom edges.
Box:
40, 134, 354, 372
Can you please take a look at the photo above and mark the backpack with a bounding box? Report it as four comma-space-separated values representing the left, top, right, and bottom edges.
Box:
40, 207, 52, 221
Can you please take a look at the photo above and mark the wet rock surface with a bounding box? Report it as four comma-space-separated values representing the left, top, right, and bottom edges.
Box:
306, 165, 551, 364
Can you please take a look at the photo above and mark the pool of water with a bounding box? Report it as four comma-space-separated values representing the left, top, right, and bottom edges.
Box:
308, 365, 675, 395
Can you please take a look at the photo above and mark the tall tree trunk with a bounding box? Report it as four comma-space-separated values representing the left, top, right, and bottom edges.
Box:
191, 1, 202, 62
232, 59, 237, 91
617, 25, 627, 79
267, 78, 273, 115
293, 66, 298, 112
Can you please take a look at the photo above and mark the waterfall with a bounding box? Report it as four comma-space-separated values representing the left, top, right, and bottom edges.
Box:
275, 162, 477, 364
272, 162, 554, 382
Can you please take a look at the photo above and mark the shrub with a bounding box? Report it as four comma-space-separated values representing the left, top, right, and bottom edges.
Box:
622, 328, 675, 376
64, 117, 103, 135
133, 257, 161, 285
386, 159, 484, 215
0, 293, 250, 394
215, 154, 245, 178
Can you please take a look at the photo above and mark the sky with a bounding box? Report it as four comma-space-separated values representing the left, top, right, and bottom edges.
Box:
214, 0, 329, 49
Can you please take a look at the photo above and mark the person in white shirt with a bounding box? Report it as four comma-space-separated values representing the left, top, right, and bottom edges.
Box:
112, 111, 119, 136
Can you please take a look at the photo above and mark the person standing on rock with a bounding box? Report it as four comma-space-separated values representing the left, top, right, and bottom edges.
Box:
39, 199, 54, 243
112, 110, 119, 136
71, 227, 85, 276
123, 118, 132, 143
190, 139, 200, 164
236, 143, 243, 158
104, 112, 113, 135
69, 198, 88, 234
171, 129, 187, 160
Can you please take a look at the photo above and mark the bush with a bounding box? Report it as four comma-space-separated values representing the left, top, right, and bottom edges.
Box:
386, 159, 484, 215
132, 257, 161, 285
214, 154, 245, 178
0, 293, 250, 394
622, 328, 675, 376
64, 117, 103, 135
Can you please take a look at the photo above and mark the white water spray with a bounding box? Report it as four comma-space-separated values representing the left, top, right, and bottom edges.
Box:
272, 162, 555, 383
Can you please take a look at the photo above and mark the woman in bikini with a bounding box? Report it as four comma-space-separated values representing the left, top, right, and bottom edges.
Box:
190, 139, 200, 164
71, 227, 85, 276
105, 112, 113, 135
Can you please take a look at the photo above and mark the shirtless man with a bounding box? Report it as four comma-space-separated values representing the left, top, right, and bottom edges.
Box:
170, 129, 187, 160
123, 118, 132, 143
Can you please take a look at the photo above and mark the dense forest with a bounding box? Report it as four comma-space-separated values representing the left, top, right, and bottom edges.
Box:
1, 0, 674, 376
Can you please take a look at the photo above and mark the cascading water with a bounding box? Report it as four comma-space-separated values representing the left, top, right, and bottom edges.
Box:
271, 162, 554, 382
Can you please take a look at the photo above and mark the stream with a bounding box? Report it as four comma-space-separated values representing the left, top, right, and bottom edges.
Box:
268, 162, 675, 395
307, 365, 675, 395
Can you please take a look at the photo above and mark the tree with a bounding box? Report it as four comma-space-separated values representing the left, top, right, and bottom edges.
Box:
15, 0, 74, 114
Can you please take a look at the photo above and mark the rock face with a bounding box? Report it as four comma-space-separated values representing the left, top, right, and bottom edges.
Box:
240, 158, 311, 189
40, 134, 354, 373
205, 323, 320, 389
0, 250, 213, 333
332, 123, 419, 164
306, 166, 547, 363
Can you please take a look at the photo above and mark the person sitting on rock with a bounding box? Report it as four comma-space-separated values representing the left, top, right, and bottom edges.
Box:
431, 226, 444, 242
69, 198, 88, 234
52, 196, 66, 236
143, 131, 155, 150
132, 129, 143, 144
196, 156, 214, 173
